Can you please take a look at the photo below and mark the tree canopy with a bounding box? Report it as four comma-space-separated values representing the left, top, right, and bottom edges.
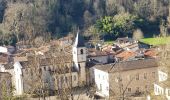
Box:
95, 13, 137, 38
0, 0, 169, 45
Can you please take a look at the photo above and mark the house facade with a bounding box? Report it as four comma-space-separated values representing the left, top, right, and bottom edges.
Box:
114, 37, 139, 51
0, 62, 24, 96
88, 48, 114, 64
13, 62, 24, 95
0, 49, 24, 96
0, 46, 15, 54
0, 72, 12, 99
90, 58, 159, 99
93, 68, 109, 98
154, 81, 170, 100
20, 32, 87, 95
154, 69, 170, 100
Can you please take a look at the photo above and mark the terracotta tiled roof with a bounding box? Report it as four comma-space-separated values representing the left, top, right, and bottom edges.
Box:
102, 45, 116, 54
144, 49, 157, 58
116, 51, 136, 61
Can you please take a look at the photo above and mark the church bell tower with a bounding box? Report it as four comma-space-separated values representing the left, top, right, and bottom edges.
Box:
72, 32, 86, 86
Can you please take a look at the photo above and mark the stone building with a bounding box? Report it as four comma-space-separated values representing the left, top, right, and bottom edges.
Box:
0, 48, 25, 96
0, 72, 12, 99
154, 68, 170, 100
72, 33, 87, 86
90, 58, 159, 99
18, 32, 87, 96
87, 48, 114, 64
0, 32, 87, 97
114, 37, 139, 51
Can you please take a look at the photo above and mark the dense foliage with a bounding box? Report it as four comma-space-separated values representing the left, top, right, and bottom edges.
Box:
95, 13, 137, 38
0, 0, 169, 45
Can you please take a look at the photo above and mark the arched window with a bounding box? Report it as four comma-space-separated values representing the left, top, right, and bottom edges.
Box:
44, 66, 46, 71
38, 68, 42, 74
80, 49, 83, 54
78, 64, 81, 71
65, 65, 69, 73
48, 67, 51, 72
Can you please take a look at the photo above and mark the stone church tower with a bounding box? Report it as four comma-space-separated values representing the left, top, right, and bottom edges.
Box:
72, 32, 86, 86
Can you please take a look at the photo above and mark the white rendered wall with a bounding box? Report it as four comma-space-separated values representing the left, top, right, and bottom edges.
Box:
94, 68, 109, 97
165, 88, 170, 100
158, 70, 168, 82
154, 83, 164, 95
0, 46, 8, 53
0, 64, 5, 72
73, 46, 86, 71
89, 56, 108, 64
13, 62, 23, 95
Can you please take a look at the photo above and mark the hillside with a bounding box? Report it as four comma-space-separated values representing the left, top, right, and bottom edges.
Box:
0, 0, 169, 46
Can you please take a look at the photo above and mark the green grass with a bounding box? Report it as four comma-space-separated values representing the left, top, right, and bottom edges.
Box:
139, 37, 170, 46
104, 40, 114, 45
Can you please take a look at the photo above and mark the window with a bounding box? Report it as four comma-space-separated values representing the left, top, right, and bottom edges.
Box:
168, 90, 170, 96
116, 76, 122, 82
152, 72, 155, 78
136, 87, 140, 92
30, 69, 33, 77
44, 67, 46, 71
48, 67, 51, 72
78, 64, 81, 72
38, 68, 42, 74
129, 75, 133, 81
155, 86, 157, 92
128, 88, 131, 92
80, 49, 83, 54
100, 84, 102, 91
145, 85, 148, 92
144, 73, 147, 79
106, 87, 109, 91
74, 75, 76, 81
92, 78, 95, 83
78, 64, 80, 69
136, 74, 139, 80
61, 76, 64, 82
65, 77, 68, 83
65, 66, 69, 73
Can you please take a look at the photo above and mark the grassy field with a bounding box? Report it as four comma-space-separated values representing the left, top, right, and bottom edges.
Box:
139, 37, 170, 46
104, 40, 114, 45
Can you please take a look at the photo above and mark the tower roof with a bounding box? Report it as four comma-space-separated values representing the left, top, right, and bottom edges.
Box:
74, 32, 85, 47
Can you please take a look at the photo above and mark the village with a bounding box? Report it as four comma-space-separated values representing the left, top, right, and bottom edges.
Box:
0, 32, 169, 100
